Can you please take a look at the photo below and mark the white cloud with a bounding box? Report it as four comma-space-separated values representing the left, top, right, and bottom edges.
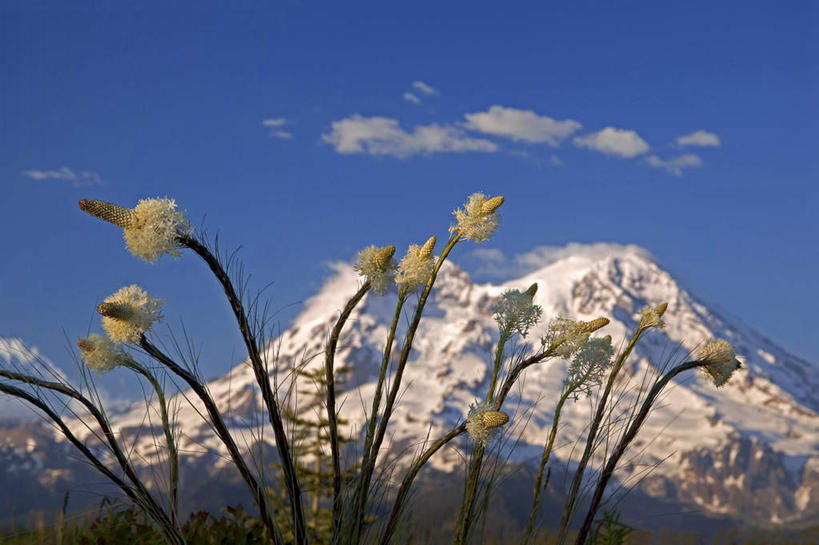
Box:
573, 127, 650, 158
469, 243, 653, 280
322, 115, 498, 157
412, 81, 439, 96
22, 167, 104, 187
403, 92, 421, 104
646, 154, 703, 176
463, 106, 582, 145
262, 118, 292, 139
676, 130, 721, 147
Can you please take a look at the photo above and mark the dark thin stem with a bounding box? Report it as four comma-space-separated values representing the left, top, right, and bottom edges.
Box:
140, 336, 281, 545
324, 280, 371, 533
452, 443, 485, 545
379, 424, 466, 545
179, 234, 306, 544
573, 360, 704, 545
0, 382, 185, 545
0, 370, 177, 537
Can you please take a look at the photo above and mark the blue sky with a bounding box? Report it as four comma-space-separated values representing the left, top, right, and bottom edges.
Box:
1, 1, 816, 410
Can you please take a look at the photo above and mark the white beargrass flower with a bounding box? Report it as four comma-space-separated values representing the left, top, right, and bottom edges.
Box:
354, 245, 396, 295
465, 401, 509, 445
699, 339, 741, 387
99, 285, 164, 343
449, 193, 504, 243
638, 302, 667, 330
77, 334, 133, 373
395, 236, 436, 292
493, 283, 541, 338
566, 337, 614, 397
79, 197, 192, 263
124, 198, 192, 262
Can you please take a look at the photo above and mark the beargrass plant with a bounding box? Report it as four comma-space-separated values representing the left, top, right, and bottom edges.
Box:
0, 193, 743, 545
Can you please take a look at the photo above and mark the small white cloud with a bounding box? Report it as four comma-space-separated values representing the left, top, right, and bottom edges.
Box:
411, 81, 439, 96
464, 106, 581, 145
550, 154, 562, 166
22, 167, 104, 187
646, 154, 702, 176
574, 127, 650, 158
403, 92, 421, 104
676, 130, 721, 147
261, 118, 287, 127
322, 115, 498, 157
262, 118, 292, 139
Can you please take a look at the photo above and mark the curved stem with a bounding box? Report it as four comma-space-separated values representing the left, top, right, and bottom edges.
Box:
573, 360, 703, 545
126, 362, 180, 526
0, 382, 185, 545
378, 424, 466, 545
140, 336, 281, 545
179, 234, 306, 544
556, 325, 646, 545
324, 280, 371, 532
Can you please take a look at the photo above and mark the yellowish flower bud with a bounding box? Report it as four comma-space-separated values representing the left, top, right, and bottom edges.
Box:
524, 283, 538, 299
418, 236, 436, 260
479, 410, 509, 429
480, 195, 504, 215
97, 302, 134, 321
100, 285, 164, 343
79, 199, 134, 228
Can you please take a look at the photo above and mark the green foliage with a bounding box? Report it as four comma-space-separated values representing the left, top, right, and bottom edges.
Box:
589, 510, 633, 545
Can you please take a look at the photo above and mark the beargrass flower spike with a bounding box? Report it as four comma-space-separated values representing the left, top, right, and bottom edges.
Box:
638, 302, 667, 330
395, 236, 436, 292
566, 337, 615, 397
465, 401, 509, 445
493, 283, 542, 338
449, 192, 504, 242
77, 334, 134, 373
79, 197, 192, 262
99, 285, 164, 343
354, 244, 396, 295
699, 339, 741, 387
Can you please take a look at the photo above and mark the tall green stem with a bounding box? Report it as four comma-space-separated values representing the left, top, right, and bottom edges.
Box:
352, 235, 459, 543
556, 325, 647, 545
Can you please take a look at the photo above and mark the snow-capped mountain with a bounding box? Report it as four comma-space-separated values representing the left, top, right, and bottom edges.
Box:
3, 243, 818, 527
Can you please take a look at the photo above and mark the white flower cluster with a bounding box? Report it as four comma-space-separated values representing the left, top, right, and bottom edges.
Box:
465, 401, 509, 445
542, 318, 592, 358
449, 193, 503, 243
395, 237, 436, 292
100, 285, 164, 343
124, 198, 192, 263
493, 284, 542, 338
565, 337, 614, 397
699, 339, 741, 387
77, 334, 133, 373
354, 245, 397, 295
638, 303, 666, 330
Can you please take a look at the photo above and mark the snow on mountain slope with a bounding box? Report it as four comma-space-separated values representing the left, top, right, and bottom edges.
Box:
63, 243, 819, 523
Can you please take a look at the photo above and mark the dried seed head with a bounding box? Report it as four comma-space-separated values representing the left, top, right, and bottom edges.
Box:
97, 302, 134, 321
582, 317, 610, 333
418, 236, 436, 260
524, 283, 538, 299
79, 200, 134, 228
466, 401, 508, 445
77, 333, 133, 373
480, 195, 504, 215
479, 410, 509, 429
